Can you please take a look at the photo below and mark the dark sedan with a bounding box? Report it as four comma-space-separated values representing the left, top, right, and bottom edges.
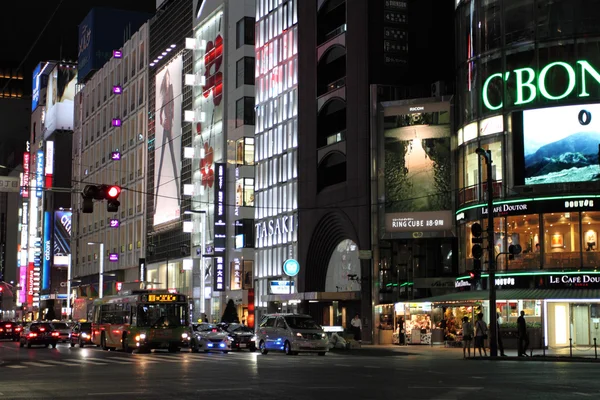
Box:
224, 323, 256, 351
70, 322, 93, 348
0, 321, 21, 341
20, 323, 60, 348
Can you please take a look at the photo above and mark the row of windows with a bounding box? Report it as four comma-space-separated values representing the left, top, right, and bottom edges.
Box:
256, 88, 298, 132
256, 0, 297, 46
256, 27, 298, 78
236, 97, 256, 127
255, 118, 298, 162
254, 180, 298, 221
255, 150, 297, 191
236, 57, 255, 88
255, 239, 298, 280
257, 57, 298, 104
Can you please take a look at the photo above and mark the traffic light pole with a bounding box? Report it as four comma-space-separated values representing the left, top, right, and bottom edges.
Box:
477, 148, 497, 358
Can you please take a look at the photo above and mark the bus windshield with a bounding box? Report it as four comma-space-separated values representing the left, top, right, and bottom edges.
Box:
136, 303, 187, 328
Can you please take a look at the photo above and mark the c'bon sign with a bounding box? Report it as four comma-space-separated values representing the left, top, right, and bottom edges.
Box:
482, 59, 600, 111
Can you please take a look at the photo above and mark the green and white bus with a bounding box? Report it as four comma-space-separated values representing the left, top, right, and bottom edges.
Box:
91, 291, 190, 353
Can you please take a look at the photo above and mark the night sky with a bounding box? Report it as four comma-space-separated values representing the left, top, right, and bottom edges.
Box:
0, 0, 157, 87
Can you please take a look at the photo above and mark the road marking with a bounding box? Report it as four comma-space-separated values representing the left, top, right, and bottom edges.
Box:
573, 393, 594, 397
365, 366, 381, 369
197, 388, 253, 392
334, 364, 351, 367
88, 392, 146, 396
63, 358, 107, 365
21, 361, 53, 367
39, 360, 81, 366
85, 357, 134, 364
6, 365, 26, 369
409, 387, 483, 391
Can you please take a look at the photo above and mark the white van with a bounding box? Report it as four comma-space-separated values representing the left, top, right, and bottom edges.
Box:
255, 313, 329, 356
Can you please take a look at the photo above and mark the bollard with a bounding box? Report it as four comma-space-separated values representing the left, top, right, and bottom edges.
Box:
570, 338, 573, 357
595, 338, 598, 360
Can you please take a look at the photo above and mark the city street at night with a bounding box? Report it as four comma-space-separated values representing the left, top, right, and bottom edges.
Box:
1, 342, 599, 399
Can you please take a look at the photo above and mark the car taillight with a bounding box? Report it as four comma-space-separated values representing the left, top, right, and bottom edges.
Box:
28, 333, 37, 338
0, 328, 3, 332
51, 332, 59, 337
15, 327, 22, 332
6, 324, 11, 328
39, 328, 45, 332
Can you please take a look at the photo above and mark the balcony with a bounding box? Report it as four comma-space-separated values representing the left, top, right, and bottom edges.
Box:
317, 45, 346, 97
317, 0, 347, 46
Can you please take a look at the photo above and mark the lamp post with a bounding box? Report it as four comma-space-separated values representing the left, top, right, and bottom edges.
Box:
184, 210, 207, 319
476, 147, 497, 358
87, 242, 105, 299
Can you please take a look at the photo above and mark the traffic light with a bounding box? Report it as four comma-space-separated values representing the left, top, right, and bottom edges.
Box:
81, 185, 122, 213
470, 223, 484, 284
508, 244, 522, 260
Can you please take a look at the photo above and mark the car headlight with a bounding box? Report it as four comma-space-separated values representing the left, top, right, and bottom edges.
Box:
136, 333, 147, 341
81, 333, 88, 338
296, 332, 303, 338
321, 333, 327, 339
182, 333, 189, 339
227, 336, 234, 342
251, 335, 257, 342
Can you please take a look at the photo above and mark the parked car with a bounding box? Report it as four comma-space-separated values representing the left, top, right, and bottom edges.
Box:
50, 322, 71, 343
70, 322, 93, 348
188, 323, 231, 353
221, 323, 256, 351
0, 321, 20, 341
19, 322, 60, 348
255, 314, 329, 356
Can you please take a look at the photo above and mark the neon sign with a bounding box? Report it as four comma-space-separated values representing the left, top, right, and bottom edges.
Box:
482, 60, 600, 111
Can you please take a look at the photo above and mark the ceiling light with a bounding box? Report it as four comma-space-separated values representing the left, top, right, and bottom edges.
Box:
171, 44, 176, 48
158, 55, 163, 60
162, 52, 167, 56
149, 63, 155, 67
166, 48, 172, 52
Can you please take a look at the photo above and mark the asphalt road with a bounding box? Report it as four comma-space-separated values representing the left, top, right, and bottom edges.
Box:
0, 340, 599, 400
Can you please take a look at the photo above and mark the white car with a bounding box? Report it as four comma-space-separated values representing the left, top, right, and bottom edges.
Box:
189, 323, 231, 353
50, 322, 71, 343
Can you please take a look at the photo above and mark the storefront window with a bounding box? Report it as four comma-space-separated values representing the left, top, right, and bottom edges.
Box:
543, 212, 581, 268
581, 212, 600, 268
461, 221, 478, 274
484, 216, 506, 270
479, 138, 502, 182
236, 137, 255, 166
235, 178, 255, 207
464, 142, 480, 202
506, 214, 540, 270
480, 0, 502, 53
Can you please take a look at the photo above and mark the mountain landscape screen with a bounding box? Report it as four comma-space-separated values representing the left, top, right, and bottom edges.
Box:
524, 103, 600, 185
384, 111, 451, 213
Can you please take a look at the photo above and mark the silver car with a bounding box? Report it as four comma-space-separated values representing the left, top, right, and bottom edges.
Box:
188, 323, 231, 353
256, 314, 329, 356
50, 322, 71, 343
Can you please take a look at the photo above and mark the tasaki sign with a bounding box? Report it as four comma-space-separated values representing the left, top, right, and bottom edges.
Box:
482, 59, 600, 111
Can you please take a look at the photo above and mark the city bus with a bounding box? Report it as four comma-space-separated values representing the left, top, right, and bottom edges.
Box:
91, 290, 190, 353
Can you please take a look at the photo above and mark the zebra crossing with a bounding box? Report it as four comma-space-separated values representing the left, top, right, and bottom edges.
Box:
2, 351, 252, 370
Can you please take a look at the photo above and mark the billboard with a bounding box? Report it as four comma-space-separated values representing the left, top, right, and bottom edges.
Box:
54, 210, 72, 266
44, 65, 77, 136
153, 54, 183, 226
36, 150, 44, 198
78, 8, 151, 83
32, 62, 52, 112
42, 212, 52, 290
22, 150, 30, 198
523, 103, 600, 185
383, 103, 452, 225
214, 163, 226, 254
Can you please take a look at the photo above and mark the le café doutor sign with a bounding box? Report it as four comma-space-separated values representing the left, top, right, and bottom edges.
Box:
482, 59, 600, 111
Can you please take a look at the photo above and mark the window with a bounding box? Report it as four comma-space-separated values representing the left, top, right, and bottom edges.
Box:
236, 97, 256, 127
235, 137, 255, 166
544, 212, 581, 268
506, 214, 541, 271
236, 17, 255, 48
236, 57, 255, 87
235, 178, 255, 207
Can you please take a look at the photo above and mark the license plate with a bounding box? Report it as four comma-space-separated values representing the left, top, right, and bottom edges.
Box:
7, 329, 11, 333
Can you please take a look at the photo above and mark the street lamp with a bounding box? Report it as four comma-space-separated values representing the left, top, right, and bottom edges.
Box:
184, 209, 207, 318
87, 242, 105, 298
476, 147, 497, 358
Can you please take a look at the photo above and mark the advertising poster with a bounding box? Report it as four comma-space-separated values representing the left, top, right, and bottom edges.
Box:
383, 103, 452, 234
192, 10, 225, 247
54, 210, 72, 266
153, 54, 183, 226
19, 266, 27, 305
42, 212, 52, 290
44, 64, 77, 137
524, 103, 600, 185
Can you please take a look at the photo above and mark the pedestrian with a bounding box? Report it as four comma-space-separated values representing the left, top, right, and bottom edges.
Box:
351, 314, 362, 343
474, 313, 488, 357
517, 311, 529, 357
496, 313, 507, 357
461, 316, 473, 359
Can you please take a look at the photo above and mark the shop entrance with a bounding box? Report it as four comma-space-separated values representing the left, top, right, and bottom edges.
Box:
573, 304, 590, 346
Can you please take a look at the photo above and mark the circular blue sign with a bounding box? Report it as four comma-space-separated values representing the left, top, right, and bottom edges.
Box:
283, 259, 300, 277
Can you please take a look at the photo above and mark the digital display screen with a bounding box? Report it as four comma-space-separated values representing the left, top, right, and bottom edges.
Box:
146, 294, 183, 303
524, 103, 600, 185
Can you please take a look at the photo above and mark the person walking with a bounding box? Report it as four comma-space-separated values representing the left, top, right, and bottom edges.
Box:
517, 311, 529, 357
474, 313, 488, 357
497, 313, 507, 356
351, 314, 362, 343
461, 316, 474, 358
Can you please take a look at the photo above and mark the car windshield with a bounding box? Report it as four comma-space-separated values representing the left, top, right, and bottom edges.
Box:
283, 317, 321, 330
52, 323, 69, 329
31, 323, 54, 332
80, 323, 92, 330
227, 324, 253, 333
137, 303, 188, 328
193, 324, 222, 332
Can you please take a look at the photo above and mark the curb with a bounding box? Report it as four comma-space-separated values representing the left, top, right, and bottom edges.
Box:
466, 356, 600, 363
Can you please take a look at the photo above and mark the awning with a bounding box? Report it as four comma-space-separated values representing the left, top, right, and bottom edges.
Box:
262, 291, 361, 303
412, 288, 600, 304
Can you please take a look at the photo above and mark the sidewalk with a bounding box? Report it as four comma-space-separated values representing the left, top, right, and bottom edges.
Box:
332, 344, 600, 361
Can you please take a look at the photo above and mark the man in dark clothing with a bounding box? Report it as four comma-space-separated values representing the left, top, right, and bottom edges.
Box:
497, 313, 507, 356
517, 311, 529, 357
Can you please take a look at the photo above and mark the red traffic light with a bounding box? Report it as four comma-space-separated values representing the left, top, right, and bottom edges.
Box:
106, 186, 121, 199
469, 271, 476, 279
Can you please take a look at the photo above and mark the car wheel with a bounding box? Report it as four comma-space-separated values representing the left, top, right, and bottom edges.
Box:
79, 338, 84, 348
52, 343, 57, 349
223, 351, 229, 354
259, 340, 268, 355
284, 341, 294, 356
27, 341, 32, 349
318, 352, 326, 356
249, 345, 257, 352
101, 332, 108, 350
45, 344, 49, 348
122, 335, 133, 353
168, 345, 178, 353
190, 340, 199, 353
19, 340, 24, 348
70, 341, 75, 348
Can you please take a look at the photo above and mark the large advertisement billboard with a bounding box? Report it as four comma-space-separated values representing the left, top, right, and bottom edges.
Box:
382, 101, 452, 234
523, 103, 600, 185
153, 55, 183, 226
44, 65, 77, 136
54, 210, 71, 266
42, 212, 52, 290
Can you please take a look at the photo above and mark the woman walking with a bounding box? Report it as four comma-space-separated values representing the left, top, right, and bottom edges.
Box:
461, 316, 473, 358
474, 313, 488, 357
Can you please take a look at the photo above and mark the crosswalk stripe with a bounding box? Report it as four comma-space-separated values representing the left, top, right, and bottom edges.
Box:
6, 365, 26, 369
39, 360, 81, 366
22, 361, 53, 368
85, 357, 134, 365
63, 358, 108, 365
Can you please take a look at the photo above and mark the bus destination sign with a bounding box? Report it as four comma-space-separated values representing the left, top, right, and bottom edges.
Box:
146, 294, 181, 303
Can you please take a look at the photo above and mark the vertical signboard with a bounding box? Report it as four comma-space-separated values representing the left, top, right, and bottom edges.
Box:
213, 256, 224, 292
32, 63, 42, 111
139, 258, 146, 282
27, 262, 34, 305
33, 237, 42, 305
214, 163, 226, 254
22, 151, 30, 198
45, 141, 54, 189
230, 259, 241, 290
53, 210, 71, 266
36, 150, 44, 198
42, 212, 52, 290
44, 64, 77, 136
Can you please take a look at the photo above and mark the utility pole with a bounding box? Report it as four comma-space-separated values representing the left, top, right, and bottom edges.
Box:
476, 147, 497, 358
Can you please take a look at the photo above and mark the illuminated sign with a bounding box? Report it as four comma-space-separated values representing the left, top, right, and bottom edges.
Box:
113, 50, 122, 58
255, 215, 295, 239
111, 151, 121, 161
482, 60, 600, 111
112, 118, 122, 127
32, 63, 42, 111
270, 280, 293, 295
45, 141, 54, 175
214, 163, 226, 255
36, 150, 44, 198
109, 253, 119, 262
147, 294, 181, 302
385, 211, 453, 233
42, 212, 52, 290
53, 210, 71, 266
548, 274, 600, 287
214, 256, 224, 291
495, 277, 515, 287
283, 259, 300, 277
109, 219, 120, 228
231, 259, 241, 290
113, 85, 122, 94
33, 236, 42, 306
22, 151, 30, 198
139, 258, 146, 282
